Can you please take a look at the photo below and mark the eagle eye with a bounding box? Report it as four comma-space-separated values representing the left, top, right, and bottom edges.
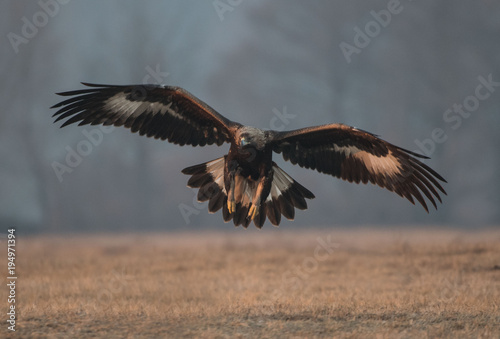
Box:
240, 136, 250, 147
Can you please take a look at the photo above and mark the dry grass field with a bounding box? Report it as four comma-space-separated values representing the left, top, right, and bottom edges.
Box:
2, 228, 500, 338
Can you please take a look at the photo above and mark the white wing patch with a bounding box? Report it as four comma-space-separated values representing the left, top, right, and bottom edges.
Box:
332, 144, 363, 157
104, 92, 185, 120
104, 92, 143, 117
353, 150, 402, 176
330, 144, 402, 176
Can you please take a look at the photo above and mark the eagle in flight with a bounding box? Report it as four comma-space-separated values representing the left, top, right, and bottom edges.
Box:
52, 83, 446, 228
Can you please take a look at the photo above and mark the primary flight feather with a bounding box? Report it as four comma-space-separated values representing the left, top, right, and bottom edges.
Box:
52, 83, 447, 228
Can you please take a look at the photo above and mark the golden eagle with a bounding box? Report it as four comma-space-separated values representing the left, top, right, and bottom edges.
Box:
52, 83, 446, 228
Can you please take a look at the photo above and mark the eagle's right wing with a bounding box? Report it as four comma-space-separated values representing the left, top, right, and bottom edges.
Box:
52, 83, 240, 146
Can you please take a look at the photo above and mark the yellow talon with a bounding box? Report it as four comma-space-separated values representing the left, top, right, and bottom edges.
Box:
227, 200, 236, 214
248, 205, 258, 220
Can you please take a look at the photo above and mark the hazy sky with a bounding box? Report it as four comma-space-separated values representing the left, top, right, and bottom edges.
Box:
1, 1, 499, 232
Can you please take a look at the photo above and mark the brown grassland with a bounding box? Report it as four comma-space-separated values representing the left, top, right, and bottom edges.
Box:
1, 228, 500, 338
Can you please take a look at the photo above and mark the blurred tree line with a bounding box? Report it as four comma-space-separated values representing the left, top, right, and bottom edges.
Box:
1, 0, 499, 232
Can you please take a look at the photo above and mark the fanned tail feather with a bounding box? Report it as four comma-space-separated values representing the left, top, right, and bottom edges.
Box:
264, 162, 315, 226
182, 159, 314, 228
181, 157, 227, 215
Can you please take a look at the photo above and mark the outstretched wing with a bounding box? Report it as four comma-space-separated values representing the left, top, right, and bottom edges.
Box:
51, 83, 240, 146
270, 124, 447, 212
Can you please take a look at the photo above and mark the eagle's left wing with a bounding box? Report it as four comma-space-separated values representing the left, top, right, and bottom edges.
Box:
270, 123, 447, 212
52, 83, 240, 146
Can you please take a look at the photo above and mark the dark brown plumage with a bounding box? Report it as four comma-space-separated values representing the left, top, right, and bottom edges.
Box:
52, 83, 447, 228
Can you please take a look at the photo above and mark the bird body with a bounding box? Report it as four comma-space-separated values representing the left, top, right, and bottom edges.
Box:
52, 83, 446, 228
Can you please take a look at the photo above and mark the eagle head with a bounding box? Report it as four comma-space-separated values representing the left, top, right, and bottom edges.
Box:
237, 126, 266, 150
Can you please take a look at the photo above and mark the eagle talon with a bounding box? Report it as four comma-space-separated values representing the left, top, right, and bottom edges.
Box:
227, 200, 236, 214
248, 205, 258, 220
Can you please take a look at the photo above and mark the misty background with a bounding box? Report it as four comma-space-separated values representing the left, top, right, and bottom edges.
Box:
1, 0, 499, 233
